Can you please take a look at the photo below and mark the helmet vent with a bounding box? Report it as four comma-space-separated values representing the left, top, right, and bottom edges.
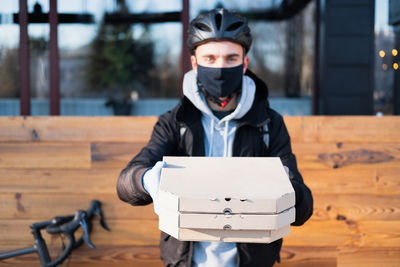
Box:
195, 22, 212, 32
215, 13, 222, 30
226, 22, 243, 31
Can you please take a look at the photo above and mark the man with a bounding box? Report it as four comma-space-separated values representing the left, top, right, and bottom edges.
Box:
117, 8, 313, 267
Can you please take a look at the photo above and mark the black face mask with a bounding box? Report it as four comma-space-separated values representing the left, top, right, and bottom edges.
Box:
196, 64, 243, 98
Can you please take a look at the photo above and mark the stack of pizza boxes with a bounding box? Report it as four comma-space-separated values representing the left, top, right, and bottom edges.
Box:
158, 156, 295, 243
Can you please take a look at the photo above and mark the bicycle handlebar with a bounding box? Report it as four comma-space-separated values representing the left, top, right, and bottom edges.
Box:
46, 210, 85, 235
42, 210, 85, 267
28, 200, 109, 267
45, 200, 110, 248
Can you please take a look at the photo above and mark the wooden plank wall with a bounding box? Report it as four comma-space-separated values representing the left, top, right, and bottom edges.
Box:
0, 116, 399, 266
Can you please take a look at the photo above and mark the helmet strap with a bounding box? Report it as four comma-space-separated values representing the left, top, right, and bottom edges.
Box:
198, 82, 237, 109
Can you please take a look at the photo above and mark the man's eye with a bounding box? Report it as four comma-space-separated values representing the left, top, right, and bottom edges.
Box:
228, 57, 238, 62
206, 57, 214, 62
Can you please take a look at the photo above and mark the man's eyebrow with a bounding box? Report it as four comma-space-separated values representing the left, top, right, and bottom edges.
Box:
225, 53, 240, 57
201, 53, 240, 57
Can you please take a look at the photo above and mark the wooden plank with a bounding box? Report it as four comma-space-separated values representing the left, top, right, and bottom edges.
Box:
2, 219, 399, 263
0, 219, 159, 246
301, 168, 400, 195
293, 143, 400, 169
0, 143, 90, 169
5, 219, 397, 248
276, 260, 335, 267
0, 168, 121, 194
285, 220, 400, 247
92, 142, 400, 171
285, 116, 400, 143
355, 221, 400, 247
285, 221, 352, 247
91, 142, 145, 169
0, 117, 157, 142
0, 164, 397, 198
1, 246, 398, 267
0, 193, 156, 220
89, 141, 400, 171
0, 245, 164, 267
0, 245, 339, 267
18, 188, 398, 224
282, 117, 304, 144
337, 246, 400, 267
277, 246, 337, 267
5, 159, 393, 197
312, 194, 400, 221
1, 116, 399, 143
56, 245, 163, 267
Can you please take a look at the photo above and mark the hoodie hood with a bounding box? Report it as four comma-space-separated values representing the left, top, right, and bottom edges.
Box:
182, 70, 256, 157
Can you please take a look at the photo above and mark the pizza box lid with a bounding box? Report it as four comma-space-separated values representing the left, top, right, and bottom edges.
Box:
159, 156, 295, 214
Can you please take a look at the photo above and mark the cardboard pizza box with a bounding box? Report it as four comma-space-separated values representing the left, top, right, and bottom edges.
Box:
158, 156, 295, 243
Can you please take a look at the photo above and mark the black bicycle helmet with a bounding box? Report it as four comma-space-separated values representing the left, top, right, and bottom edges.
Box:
188, 8, 252, 53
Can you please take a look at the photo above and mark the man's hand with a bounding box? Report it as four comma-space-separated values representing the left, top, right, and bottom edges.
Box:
142, 161, 166, 215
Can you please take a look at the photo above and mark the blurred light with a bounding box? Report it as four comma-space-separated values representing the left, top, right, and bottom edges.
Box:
393, 63, 399, 70
382, 64, 388, 70
379, 50, 385, 57
392, 49, 398, 57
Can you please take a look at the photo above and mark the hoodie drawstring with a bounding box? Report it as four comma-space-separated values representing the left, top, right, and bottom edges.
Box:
209, 119, 215, 157
224, 120, 229, 157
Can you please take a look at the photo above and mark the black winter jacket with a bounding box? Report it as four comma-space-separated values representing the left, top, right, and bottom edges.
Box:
117, 71, 313, 267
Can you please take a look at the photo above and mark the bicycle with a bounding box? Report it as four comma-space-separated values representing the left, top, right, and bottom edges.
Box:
0, 200, 110, 267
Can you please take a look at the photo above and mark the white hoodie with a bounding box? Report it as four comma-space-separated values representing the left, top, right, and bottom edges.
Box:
182, 70, 256, 267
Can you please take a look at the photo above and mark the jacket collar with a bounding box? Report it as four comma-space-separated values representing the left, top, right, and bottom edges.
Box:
175, 96, 202, 127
